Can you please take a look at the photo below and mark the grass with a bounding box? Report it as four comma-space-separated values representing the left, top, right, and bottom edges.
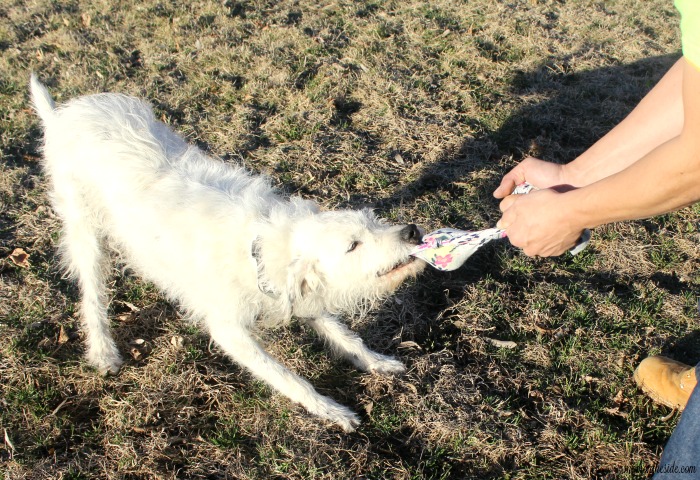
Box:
1, 0, 698, 478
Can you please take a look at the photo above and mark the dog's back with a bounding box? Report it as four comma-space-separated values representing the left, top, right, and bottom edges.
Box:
30, 74, 282, 235
30, 75, 274, 211
31, 75, 188, 183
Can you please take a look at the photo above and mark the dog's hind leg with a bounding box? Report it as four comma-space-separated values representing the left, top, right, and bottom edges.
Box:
55, 193, 122, 374
208, 321, 360, 431
305, 314, 405, 375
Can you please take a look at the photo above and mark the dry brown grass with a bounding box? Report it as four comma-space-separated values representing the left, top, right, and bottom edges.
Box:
1, 0, 698, 478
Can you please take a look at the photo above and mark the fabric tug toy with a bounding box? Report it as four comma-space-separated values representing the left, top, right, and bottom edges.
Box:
411, 183, 591, 271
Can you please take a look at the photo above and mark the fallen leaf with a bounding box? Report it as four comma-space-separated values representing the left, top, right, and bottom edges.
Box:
170, 335, 184, 349
397, 341, 422, 351
116, 312, 135, 323
4, 429, 15, 458
613, 389, 624, 405
534, 324, 555, 335
58, 325, 70, 345
617, 354, 626, 368
603, 407, 629, 419
483, 337, 518, 349
120, 301, 141, 312
129, 339, 151, 361
8, 248, 30, 268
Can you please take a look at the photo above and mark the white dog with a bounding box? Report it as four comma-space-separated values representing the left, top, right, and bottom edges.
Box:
29, 74, 425, 431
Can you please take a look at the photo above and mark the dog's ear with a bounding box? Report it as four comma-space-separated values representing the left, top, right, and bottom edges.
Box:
282, 258, 324, 316
287, 258, 324, 298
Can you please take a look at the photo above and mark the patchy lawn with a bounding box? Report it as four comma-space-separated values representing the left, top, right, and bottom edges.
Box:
1, 0, 697, 478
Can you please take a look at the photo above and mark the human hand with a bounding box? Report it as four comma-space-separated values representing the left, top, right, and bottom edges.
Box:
493, 157, 569, 199
496, 188, 585, 257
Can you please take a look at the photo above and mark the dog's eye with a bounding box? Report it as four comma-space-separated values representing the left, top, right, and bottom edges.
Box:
346, 241, 360, 253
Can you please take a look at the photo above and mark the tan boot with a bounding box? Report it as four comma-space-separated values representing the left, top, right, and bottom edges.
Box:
633, 356, 697, 411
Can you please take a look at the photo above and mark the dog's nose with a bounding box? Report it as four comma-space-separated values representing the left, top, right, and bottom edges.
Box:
400, 224, 422, 245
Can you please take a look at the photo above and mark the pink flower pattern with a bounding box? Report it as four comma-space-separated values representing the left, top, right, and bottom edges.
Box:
434, 254, 453, 268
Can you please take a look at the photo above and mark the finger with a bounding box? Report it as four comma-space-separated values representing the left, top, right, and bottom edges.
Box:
498, 194, 518, 213
493, 179, 515, 199
494, 176, 518, 198
493, 169, 525, 198
495, 204, 514, 229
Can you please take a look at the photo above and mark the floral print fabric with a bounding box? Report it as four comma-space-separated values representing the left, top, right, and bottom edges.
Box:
411, 183, 590, 271
411, 227, 506, 271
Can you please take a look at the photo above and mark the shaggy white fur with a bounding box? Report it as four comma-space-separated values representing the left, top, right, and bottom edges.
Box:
30, 74, 425, 431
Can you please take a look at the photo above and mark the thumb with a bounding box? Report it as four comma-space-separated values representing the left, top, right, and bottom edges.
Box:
493, 178, 516, 199
493, 168, 527, 198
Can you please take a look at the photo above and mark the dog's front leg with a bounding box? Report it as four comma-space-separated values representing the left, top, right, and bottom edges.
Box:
305, 314, 406, 375
208, 323, 360, 432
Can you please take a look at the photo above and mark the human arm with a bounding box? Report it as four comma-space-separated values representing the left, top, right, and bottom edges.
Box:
497, 58, 700, 257
493, 58, 685, 198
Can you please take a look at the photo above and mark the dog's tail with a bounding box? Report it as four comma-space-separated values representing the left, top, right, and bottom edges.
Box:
29, 72, 56, 123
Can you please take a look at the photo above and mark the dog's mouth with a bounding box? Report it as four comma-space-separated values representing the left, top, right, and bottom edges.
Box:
377, 256, 418, 277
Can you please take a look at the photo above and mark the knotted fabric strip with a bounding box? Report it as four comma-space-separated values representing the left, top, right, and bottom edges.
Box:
411, 183, 591, 271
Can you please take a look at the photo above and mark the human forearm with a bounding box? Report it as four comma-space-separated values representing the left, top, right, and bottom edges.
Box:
497, 59, 700, 257
563, 59, 685, 187
564, 134, 700, 230
493, 60, 685, 200
568, 60, 700, 227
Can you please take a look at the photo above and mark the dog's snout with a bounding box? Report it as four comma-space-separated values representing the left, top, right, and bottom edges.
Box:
400, 224, 422, 245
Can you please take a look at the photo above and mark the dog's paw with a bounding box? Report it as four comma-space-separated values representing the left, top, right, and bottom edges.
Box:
309, 396, 361, 432
366, 355, 406, 375
86, 347, 123, 376
334, 410, 361, 433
